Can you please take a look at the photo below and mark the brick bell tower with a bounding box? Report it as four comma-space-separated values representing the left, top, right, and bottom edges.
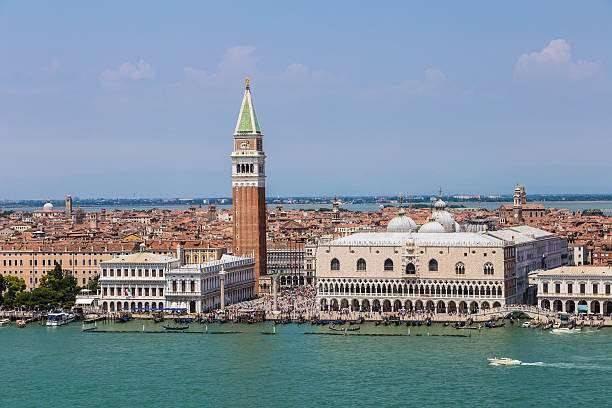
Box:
231, 78, 267, 287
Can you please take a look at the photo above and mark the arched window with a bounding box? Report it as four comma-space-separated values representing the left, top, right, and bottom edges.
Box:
330, 258, 340, 271
357, 258, 367, 271
428, 259, 438, 272
455, 262, 465, 275
406, 263, 416, 274
484, 262, 494, 275
384, 259, 394, 271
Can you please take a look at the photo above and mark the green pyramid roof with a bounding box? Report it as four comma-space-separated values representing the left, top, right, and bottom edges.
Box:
234, 79, 261, 135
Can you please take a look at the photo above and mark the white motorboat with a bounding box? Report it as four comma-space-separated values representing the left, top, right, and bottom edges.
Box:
521, 321, 531, 328
488, 357, 522, 366
0, 318, 10, 327
46, 312, 75, 327
551, 327, 577, 334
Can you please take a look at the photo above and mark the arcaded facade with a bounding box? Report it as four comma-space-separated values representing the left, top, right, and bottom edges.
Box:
317, 232, 512, 314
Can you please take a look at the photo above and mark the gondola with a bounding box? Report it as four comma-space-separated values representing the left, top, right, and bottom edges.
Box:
329, 325, 360, 332
163, 324, 189, 331
117, 313, 132, 323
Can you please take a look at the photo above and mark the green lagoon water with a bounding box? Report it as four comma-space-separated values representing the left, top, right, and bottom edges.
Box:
1, 321, 611, 407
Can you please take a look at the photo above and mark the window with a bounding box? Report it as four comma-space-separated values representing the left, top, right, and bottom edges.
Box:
159, 288, 163, 296
172, 281, 177, 292
580, 283, 585, 294
406, 263, 416, 275
191, 281, 195, 292
428, 259, 438, 272
330, 258, 340, 271
159, 270, 164, 278
593, 284, 598, 295
455, 262, 465, 275
606, 284, 610, 295
102, 269, 107, 277
555, 283, 561, 294
181, 281, 186, 292
357, 258, 366, 271
567, 283, 573, 294
384, 259, 394, 271
483, 262, 494, 275
543, 283, 548, 294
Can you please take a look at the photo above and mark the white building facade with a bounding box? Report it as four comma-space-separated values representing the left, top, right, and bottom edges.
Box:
488, 225, 567, 304
535, 266, 612, 315
99, 252, 180, 313
316, 207, 568, 314
165, 255, 256, 313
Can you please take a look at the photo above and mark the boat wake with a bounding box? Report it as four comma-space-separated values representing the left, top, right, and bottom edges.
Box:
520, 362, 612, 371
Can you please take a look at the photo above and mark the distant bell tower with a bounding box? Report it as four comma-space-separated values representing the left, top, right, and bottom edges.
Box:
231, 78, 267, 286
65, 195, 73, 217
513, 184, 523, 224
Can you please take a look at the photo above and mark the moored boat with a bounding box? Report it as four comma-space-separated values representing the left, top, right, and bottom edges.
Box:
0, 318, 10, 327
46, 312, 75, 327
163, 324, 189, 331
16, 320, 27, 328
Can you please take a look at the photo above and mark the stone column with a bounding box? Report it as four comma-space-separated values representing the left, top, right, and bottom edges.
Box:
219, 267, 226, 311
272, 274, 278, 312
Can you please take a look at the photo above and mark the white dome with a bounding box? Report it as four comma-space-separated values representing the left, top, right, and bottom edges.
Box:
418, 221, 446, 233
434, 199, 447, 209
387, 215, 417, 233
43, 202, 54, 211
433, 210, 456, 232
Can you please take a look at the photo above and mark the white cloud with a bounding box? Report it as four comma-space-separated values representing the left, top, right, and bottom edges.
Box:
397, 67, 447, 95
280, 63, 329, 83
514, 39, 601, 80
184, 46, 258, 87
100, 59, 155, 82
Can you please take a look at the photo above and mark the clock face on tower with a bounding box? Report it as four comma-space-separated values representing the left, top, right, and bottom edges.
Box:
239, 140, 250, 149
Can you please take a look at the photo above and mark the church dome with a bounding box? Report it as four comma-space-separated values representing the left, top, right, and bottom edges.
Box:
43, 202, 54, 212
387, 213, 417, 233
418, 220, 446, 233
433, 210, 456, 232
433, 199, 447, 210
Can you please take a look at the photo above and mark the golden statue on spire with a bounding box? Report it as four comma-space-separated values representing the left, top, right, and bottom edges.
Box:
245, 77, 251, 89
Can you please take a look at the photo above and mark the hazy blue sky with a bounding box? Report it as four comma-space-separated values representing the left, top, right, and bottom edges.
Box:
1, 1, 611, 199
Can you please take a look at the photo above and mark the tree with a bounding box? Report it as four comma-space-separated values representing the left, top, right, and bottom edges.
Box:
87, 276, 100, 293
1, 276, 26, 307
0, 275, 6, 304
38, 264, 79, 307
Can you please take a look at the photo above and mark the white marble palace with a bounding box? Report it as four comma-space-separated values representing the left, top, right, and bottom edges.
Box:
316, 200, 568, 314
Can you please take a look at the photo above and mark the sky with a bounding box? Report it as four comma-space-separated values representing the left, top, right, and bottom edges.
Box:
1, 1, 611, 199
